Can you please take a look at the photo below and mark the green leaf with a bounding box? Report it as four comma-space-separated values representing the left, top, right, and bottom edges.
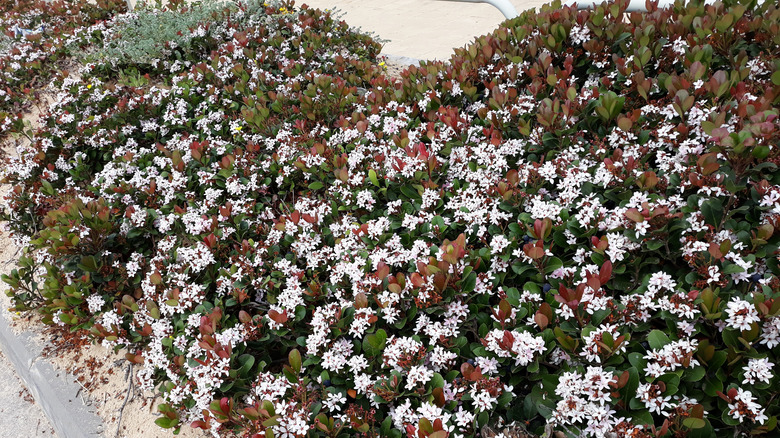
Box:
772, 71, 780, 86
288, 349, 301, 374
363, 330, 387, 357
683, 365, 706, 382
308, 181, 323, 190
505, 288, 520, 306
283, 365, 298, 384
237, 354, 254, 376
400, 185, 420, 199
78, 255, 98, 273
461, 271, 477, 293
41, 180, 55, 196
624, 367, 639, 405
429, 373, 444, 388
683, 418, 706, 429
369, 169, 379, 187
700, 198, 724, 229
722, 263, 745, 274
647, 330, 671, 350
154, 417, 179, 429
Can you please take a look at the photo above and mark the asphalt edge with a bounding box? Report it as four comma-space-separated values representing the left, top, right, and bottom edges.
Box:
0, 309, 104, 438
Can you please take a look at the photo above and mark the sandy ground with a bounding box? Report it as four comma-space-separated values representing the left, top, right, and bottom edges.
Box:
300, 0, 550, 60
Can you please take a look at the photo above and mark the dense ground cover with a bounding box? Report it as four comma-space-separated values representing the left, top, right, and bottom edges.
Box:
2, 0, 780, 437
0, 0, 125, 133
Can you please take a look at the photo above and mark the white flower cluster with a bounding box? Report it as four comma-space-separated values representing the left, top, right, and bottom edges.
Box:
483, 329, 546, 366
726, 297, 761, 332
643, 339, 700, 379
742, 358, 774, 385
727, 388, 768, 424
636, 382, 672, 415
553, 367, 620, 436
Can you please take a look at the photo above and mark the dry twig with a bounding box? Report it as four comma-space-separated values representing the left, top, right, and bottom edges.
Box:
115, 364, 135, 438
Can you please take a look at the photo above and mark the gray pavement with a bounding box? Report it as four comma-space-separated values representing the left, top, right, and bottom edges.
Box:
0, 301, 105, 438
0, 348, 57, 437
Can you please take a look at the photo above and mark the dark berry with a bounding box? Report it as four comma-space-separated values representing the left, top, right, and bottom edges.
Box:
750, 273, 762, 283
543, 283, 552, 293
323, 379, 331, 387
466, 359, 475, 366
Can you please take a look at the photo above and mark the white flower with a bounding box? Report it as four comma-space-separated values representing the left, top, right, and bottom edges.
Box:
726, 297, 760, 332
728, 388, 768, 424
454, 406, 475, 427
483, 329, 546, 366
742, 358, 774, 385
356, 189, 376, 210
323, 392, 346, 412
471, 389, 497, 411
490, 234, 511, 254
86, 295, 106, 313
643, 339, 700, 379
637, 382, 672, 415
761, 317, 780, 348
569, 24, 591, 45
405, 365, 434, 390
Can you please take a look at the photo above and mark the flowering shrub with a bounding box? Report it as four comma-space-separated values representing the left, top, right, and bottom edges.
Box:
2, 0, 780, 437
0, 0, 125, 135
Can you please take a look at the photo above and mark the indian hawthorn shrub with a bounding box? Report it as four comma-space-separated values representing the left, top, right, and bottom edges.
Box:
0, 0, 126, 135
2, 0, 780, 436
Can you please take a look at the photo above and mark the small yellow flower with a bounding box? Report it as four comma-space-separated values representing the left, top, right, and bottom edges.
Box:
87, 84, 92, 89
234, 126, 242, 131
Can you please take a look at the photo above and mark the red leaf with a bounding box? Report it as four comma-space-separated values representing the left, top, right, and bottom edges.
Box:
533, 219, 543, 240
460, 363, 474, 380
625, 208, 645, 222
377, 262, 390, 280
432, 388, 445, 407
268, 309, 288, 324
599, 260, 613, 285
219, 397, 231, 416
534, 311, 549, 329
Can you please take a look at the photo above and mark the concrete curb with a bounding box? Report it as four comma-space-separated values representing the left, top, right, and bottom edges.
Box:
0, 311, 104, 438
